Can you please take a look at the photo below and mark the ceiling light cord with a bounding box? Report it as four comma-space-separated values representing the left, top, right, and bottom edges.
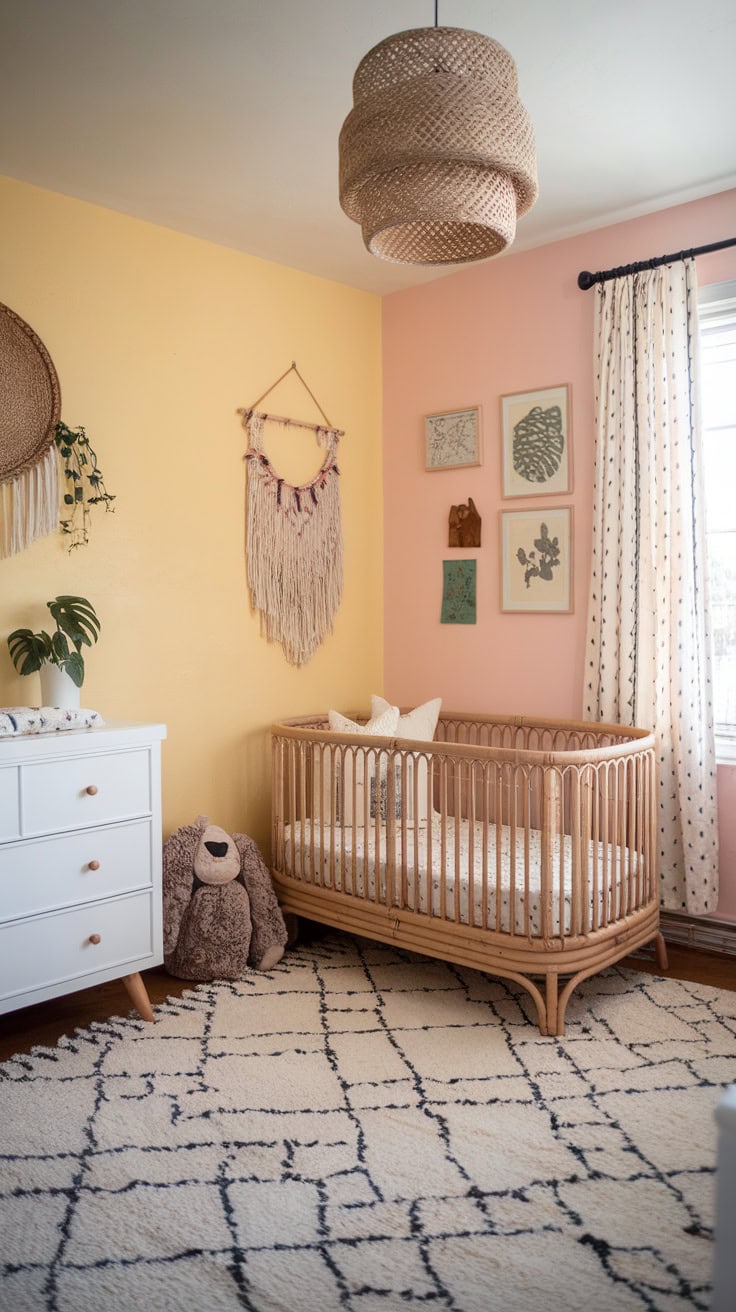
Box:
434, 1, 439, 27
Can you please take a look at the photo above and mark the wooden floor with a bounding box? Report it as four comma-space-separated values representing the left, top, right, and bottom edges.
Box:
1, 931, 735, 1064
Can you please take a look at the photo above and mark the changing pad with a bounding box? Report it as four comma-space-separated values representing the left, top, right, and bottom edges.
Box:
0, 707, 105, 736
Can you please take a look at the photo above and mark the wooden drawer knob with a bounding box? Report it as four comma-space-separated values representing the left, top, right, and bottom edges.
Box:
88, 933, 102, 945
88, 860, 101, 871
85, 785, 99, 796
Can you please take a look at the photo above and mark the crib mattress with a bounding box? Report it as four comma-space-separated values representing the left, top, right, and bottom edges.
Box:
282, 815, 641, 937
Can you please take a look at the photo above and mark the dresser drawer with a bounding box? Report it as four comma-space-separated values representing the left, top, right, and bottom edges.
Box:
0, 819, 153, 922
0, 765, 20, 841
21, 749, 151, 836
0, 891, 155, 1004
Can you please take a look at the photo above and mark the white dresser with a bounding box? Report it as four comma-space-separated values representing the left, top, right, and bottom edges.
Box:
0, 721, 166, 1021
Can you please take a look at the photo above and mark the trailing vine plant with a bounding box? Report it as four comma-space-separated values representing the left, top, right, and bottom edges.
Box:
54, 422, 116, 549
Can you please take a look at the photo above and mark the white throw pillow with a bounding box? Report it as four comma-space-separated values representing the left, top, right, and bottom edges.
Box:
370, 695, 442, 824
370, 695, 442, 742
313, 705, 400, 826
328, 705, 400, 739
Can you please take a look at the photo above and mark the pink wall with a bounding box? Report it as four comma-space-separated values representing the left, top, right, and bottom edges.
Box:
382, 188, 736, 918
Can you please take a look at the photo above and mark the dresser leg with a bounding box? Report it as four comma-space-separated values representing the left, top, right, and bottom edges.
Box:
122, 972, 155, 1022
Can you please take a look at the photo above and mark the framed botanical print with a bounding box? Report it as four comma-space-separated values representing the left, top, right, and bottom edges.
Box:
425, 406, 481, 471
501, 384, 572, 497
500, 506, 573, 613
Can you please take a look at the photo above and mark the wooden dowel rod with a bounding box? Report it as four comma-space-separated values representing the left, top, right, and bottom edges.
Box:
240, 408, 345, 437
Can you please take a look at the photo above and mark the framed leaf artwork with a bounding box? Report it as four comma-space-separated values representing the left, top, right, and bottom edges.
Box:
500, 507, 573, 613
501, 384, 572, 497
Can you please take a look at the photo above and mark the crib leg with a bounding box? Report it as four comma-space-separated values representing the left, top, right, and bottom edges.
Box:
545, 971, 560, 1037
654, 931, 669, 972
284, 912, 299, 947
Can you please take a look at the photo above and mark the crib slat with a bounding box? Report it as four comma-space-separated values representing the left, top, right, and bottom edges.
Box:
288, 740, 297, 881
495, 766, 503, 933
523, 770, 531, 939
454, 760, 462, 924
468, 761, 476, 928
592, 766, 600, 932
440, 757, 448, 923
636, 753, 644, 910
541, 767, 556, 943
299, 741, 306, 882
558, 770, 566, 940
400, 752, 409, 911
581, 766, 592, 935
571, 768, 582, 936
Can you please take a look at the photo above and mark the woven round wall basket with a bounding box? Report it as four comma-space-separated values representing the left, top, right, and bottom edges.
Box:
0, 301, 61, 557
339, 26, 538, 266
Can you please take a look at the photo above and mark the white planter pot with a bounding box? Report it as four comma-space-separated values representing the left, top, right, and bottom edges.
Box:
40, 663, 81, 710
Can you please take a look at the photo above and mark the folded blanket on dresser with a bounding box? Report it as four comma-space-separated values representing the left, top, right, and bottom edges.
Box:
0, 707, 105, 736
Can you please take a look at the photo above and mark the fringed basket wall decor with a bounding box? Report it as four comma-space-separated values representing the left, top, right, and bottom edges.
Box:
339, 25, 537, 265
0, 301, 61, 558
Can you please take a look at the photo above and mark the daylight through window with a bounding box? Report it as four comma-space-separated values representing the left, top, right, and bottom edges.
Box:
701, 283, 736, 736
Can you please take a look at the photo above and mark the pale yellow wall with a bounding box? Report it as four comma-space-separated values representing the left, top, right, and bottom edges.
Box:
0, 176, 383, 849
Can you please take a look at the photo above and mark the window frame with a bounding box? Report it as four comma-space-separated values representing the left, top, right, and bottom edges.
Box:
699, 279, 736, 764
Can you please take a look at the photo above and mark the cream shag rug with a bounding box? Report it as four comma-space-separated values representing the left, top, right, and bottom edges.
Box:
1, 934, 734, 1312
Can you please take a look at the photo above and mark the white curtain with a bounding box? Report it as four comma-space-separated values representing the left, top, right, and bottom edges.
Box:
584, 259, 719, 915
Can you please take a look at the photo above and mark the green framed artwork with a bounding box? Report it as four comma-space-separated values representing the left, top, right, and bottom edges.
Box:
441, 559, 477, 624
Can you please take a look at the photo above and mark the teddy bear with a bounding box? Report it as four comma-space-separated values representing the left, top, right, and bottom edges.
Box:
162, 815, 288, 980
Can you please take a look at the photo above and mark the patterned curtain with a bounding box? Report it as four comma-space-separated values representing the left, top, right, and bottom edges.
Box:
584, 260, 719, 915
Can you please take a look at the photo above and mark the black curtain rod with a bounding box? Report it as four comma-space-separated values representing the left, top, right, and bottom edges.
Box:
577, 236, 736, 290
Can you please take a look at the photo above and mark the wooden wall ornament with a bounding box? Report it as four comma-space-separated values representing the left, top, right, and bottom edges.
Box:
448, 497, 481, 547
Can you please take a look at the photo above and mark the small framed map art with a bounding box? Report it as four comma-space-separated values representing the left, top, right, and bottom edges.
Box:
501, 384, 571, 498
425, 405, 481, 472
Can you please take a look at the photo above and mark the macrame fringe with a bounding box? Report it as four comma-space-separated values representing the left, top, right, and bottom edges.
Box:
0, 444, 59, 559
245, 415, 344, 667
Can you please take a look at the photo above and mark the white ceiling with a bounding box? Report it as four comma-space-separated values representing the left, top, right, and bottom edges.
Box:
1, 0, 735, 296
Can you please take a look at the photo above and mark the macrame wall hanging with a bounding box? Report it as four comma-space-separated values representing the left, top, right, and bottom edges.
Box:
238, 363, 344, 667
0, 301, 61, 558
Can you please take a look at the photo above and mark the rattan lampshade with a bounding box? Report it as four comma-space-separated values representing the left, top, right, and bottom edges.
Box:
339, 26, 538, 265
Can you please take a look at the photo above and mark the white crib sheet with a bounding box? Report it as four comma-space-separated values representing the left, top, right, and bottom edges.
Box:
282, 814, 641, 937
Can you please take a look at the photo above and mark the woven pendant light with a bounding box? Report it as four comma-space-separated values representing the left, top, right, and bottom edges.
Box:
339, 25, 538, 265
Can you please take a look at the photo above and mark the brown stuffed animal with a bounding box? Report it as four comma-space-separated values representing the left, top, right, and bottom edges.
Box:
163, 816, 288, 980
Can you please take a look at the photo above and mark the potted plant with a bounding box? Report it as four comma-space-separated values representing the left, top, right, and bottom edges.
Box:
7, 595, 100, 708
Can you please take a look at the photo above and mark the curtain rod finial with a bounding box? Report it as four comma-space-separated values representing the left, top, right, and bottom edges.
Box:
578, 271, 595, 291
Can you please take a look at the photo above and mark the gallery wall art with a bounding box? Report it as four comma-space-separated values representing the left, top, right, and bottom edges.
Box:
501, 384, 571, 498
500, 506, 573, 613
425, 406, 481, 471
441, 559, 477, 624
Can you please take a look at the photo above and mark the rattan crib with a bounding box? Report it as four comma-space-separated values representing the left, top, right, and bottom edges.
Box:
270, 711, 667, 1035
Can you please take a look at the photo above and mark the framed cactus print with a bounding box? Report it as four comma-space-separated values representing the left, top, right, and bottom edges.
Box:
500, 506, 573, 613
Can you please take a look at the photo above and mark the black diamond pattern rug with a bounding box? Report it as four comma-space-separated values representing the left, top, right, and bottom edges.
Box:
1, 933, 734, 1311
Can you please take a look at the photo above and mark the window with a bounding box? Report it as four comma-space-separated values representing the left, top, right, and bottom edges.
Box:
700, 280, 736, 753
